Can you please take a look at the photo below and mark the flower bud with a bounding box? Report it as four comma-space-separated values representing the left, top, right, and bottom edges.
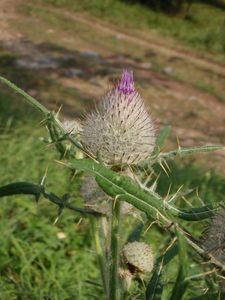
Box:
122, 241, 154, 274
202, 207, 225, 265
62, 119, 82, 135
80, 176, 110, 214
81, 70, 155, 165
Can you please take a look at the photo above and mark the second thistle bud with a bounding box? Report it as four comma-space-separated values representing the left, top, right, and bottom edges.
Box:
122, 241, 154, 274
202, 207, 225, 265
81, 70, 155, 165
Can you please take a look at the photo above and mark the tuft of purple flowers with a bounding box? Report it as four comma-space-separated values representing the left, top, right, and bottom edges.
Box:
81, 70, 155, 165
117, 70, 135, 95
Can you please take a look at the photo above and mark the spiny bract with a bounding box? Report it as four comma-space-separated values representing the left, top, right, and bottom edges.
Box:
81, 70, 155, 165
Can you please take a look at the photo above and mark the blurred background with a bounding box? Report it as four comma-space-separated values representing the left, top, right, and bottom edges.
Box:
0, 0, 225, 299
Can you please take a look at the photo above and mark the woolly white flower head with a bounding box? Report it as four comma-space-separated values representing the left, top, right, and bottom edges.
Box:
62, 119, 82, 135
81, 70, 155, 165
122, 241, 154, 274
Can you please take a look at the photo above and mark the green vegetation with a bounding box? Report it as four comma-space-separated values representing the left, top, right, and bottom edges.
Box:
0, 95, 103, 299
35, 0, 225, 58
0, 1, 225, 296
0, 91, 224, 298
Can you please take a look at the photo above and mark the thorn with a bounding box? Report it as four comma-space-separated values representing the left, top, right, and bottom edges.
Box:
144, 220, 158, 235
159, 160, 169, 177
165, 183, 172, 201
143, 170, 154, 187
56, 104, 63, 118
164, 159, 171, 173
40, 165, 49, 186
70, 170, 77, 182
176, 135, 181, 151
163, 237, 177, 255
76, 218, 83, 226
53, 205, 64, 225
113, 197, 118, 209
53, 215, 60, 225
55, 160, 67, 167
39, 117, 48, 126
168, 184, 184, 203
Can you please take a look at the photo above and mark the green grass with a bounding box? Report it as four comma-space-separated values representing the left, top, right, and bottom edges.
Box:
0, 91, 225, 299
0, 94, 103, 300
35, 0, 225, 59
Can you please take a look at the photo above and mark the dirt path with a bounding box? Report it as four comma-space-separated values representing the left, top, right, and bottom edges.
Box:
48, 7, 225, 77
1, 0, 225, 76
0, 0, 23, 41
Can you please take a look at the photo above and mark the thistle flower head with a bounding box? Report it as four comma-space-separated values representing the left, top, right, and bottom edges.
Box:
80, 176, 110, 214
81, 70, 155, 165
122, 241, 154, 274
202, 206, 225, 265
62, 119, 82, 135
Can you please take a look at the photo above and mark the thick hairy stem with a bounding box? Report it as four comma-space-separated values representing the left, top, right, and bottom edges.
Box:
109, 199, 122, 300
91, 218, 109, 299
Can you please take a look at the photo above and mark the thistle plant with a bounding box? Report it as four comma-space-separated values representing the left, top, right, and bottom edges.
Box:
0, 71, 225, 300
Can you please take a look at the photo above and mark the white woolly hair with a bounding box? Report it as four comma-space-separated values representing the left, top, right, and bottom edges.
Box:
81, 79, 155, 165
122, 241, 154, 273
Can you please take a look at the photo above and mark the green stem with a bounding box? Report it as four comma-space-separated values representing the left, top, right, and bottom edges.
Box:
109, 199, 121, 300
0, 76, 97, 160
0, 76, 49, 116
91, 218, 109, 299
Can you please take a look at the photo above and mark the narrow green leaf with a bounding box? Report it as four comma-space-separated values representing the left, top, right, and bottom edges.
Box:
127, 223, 144, 243
169, 230, 188, 300
0, 181, 101, 216
159, 145, 224, 160
146, 242, 178, 300
169, 205, 215, 221
146, 262, 163, 300
0, 182, 43, 197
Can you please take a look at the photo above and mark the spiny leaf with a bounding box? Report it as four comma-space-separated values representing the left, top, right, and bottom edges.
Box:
159, 145, 224, 161
168, 205, 215, 221
67, 159, 172, 225
0, 182, 43, 197
146, 241, 178, 300
67, 159, 216, 222
0, 181, 101, 216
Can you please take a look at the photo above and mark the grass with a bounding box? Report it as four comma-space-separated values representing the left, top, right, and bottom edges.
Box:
34, 0, 225, 59
0, 94, 103, 300
0, 89, 225, 298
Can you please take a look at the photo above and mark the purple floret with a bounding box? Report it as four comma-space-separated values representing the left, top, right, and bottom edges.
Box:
117, 70, 135, 95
